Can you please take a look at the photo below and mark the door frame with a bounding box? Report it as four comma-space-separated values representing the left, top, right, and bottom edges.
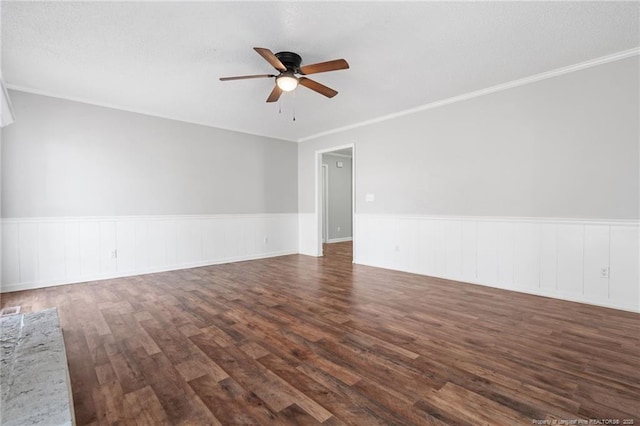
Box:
315, 143, 355, 258
322, 163, 329, 243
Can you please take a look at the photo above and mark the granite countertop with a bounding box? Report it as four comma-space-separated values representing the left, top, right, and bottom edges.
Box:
1, 308, 75, 426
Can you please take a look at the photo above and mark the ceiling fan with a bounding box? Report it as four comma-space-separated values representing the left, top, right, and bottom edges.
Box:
220, 47, 349, 103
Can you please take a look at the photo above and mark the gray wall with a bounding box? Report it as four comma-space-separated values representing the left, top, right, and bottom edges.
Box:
299, 56, 639, 220
322, 153, 352, 240
1, 90, 298, 217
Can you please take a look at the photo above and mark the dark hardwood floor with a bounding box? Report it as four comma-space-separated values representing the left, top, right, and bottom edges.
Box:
2, 241, 638, 425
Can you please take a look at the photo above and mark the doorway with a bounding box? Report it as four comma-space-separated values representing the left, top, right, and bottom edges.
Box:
322, 164, 329, 243
317, 145, 354, 260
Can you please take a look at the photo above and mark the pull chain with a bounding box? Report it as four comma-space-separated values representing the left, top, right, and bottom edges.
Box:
278, 97, 281, 114
293, 90, 296, 122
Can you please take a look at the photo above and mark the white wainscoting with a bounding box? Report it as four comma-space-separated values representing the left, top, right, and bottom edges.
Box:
1, 214, 298, 293
354, 214, 640, 312
298, 213, 319, 256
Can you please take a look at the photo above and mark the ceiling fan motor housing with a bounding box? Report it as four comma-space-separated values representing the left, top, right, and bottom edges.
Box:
275, 51, 302, 73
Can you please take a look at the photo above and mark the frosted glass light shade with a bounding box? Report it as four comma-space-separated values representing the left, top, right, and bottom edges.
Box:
276, 73, 298, 92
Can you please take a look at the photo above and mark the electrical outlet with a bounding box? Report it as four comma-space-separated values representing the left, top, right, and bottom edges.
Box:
395, 245, 400, 252
337, 226, 341, 232
600, 267, 609, 278
264, 237, 269, 244
110, 250, 118, 259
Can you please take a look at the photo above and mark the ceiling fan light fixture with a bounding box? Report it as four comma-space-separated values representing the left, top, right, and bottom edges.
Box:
220, 48, 348, 103
276, 72, 298, 92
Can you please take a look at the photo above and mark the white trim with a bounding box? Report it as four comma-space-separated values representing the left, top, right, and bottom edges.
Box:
5, 85, 296, 143
1, 250, 298, 294
298, 48, 640, 143
351, 144, 356, 263
9, 48, 638, 144
315, 143, 356, 257
1, 212, 298, 224
322, 164, 329, 244
327, 237, 353, 244
323, 152, 352, 159
354, 213, 639, 227
1, 79, 16, 127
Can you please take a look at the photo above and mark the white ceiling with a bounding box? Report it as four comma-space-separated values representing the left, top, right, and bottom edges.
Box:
2, 1, 638, 142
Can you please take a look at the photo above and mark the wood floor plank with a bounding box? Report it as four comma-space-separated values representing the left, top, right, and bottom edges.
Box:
352, 378, 447, 425
190, 333, 296, 412
129, 345, 219, 425
94, 363, 117, 386
2, 241, 638, 425
92, 381, 127, 425
189, 375, 278, 425
63, 327, 100, 425
104, 339, 147, 394
296, 362, 417, 425
123, 385, 171, 425
278, 403, 324, 425
259, 353, 384, 425
425, 382, 532, 425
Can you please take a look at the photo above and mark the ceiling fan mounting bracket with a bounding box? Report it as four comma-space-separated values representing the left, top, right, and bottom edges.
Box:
275, 51, 302, 73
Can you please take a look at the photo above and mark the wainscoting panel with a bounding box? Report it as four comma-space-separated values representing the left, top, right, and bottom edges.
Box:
78, 221, 101, 278
63, 222, 81, 281
583, 225, 610, 302
609, 225, 640, 306
298, 213, 318, 256
1, 214, 298, 293
496, 222, 515, 288
539, 223, 558, 291
460, 221, 477, 282
354, 214, 640, 312
557, 224, 584, 296
477, 221, 499, 285
19, 223, 38, 284
38, 222, 66, 283
513, 222, 540, 291
99, 221, 117, 275
417, 219, 436, 276
2, 223, 19, 286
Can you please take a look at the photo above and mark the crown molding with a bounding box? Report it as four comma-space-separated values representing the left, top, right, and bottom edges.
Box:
298, 47, 640, 143
4, 84, 297, 143
6, 47, 638, 144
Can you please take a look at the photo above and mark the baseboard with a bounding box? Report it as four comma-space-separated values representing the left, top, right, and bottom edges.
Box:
1, 250, 298, 293
354, 259, 640, 313
326, 237, 352, 243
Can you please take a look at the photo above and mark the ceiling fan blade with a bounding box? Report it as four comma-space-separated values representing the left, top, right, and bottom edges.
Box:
266, 85, 283, 103
298, 77, 338, 98
220, 74, 275, 81
254, 47, 287, 72
299, 59, 349, 75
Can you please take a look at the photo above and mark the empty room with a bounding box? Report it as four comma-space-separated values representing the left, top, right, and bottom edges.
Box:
1, 1, 638, 425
